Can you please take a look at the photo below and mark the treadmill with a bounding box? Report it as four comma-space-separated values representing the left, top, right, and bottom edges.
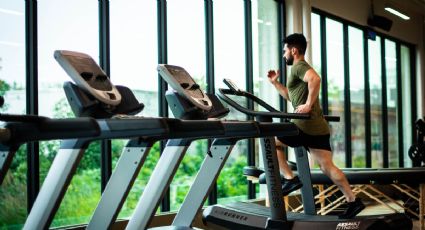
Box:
123, 65, 300, 230
50, 51, 297, 230
199, 78, 413, 230
50, 50, 234, 230
140, 64, 306, 230
21, 50, 231, 230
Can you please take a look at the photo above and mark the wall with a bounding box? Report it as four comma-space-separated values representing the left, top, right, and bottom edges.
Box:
310, 0, 425, 117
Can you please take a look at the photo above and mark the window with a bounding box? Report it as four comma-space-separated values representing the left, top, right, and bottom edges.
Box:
385, 39, 398, 167
214, 0, 248, 203
110, 0, 158, 116
167, 0, 207, 211
311, 13, 322, 76
348, 26, 366, 167
252, 0, 281, 197
310, 13, 324, 169
109, 0, 160, 218
400, 45, 412, 167
368, 36, 384, 168
0, 0, 26, 228
325, 18, 345, 167
252, 0, 280, 111
313, 9, 416, 169
38, 0, 99, 226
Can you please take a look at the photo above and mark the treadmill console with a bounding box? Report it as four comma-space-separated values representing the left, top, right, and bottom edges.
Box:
223, 78, 241, 93
54, 50, 122, 106
157, 64, 212, 112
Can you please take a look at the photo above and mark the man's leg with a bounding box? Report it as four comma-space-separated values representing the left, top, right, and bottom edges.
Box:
308, 147, 355, 202
309, 147, 365, 218
275, 138, 294, 179
275, 138, 303, 195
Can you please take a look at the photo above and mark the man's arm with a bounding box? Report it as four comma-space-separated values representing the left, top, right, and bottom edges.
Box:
267, 70, 291, 101
295, 68, 321, 113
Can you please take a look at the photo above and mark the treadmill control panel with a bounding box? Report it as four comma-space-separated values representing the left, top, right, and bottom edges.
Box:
55, 50, 122, 106
223, 78, 241, 93
158, 64, 212, 112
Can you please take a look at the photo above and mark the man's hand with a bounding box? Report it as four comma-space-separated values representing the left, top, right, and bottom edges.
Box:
295, 104, 312, 113
267, 70, 280, 84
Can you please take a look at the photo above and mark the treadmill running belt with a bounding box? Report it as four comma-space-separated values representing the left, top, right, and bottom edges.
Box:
223, 202, 337, 221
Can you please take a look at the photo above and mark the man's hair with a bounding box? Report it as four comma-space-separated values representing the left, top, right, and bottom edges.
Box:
283, 33, 307, 55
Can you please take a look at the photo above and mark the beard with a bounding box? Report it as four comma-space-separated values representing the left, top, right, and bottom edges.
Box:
284, 55, 294, 66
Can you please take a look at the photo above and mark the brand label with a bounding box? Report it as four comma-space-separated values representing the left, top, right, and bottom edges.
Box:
336, 221, 361, 230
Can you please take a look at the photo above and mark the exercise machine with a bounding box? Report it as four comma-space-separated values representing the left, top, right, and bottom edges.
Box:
124, 64, 299, 230
199, 78, 413, 229
22, 50, 233, 230
51, 51, 297, 230
142, 65, 309, 230
52, 50, 233, 230
409, 118, 425, 166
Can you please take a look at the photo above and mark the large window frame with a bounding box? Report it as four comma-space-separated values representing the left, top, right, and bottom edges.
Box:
8, 1, 420, 229
312, 8, 417, 168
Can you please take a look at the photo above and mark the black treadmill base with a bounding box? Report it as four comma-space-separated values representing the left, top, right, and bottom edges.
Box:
203, 203, 413, 230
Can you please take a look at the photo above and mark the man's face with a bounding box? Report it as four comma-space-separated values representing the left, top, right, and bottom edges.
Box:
283, 44, 294, 66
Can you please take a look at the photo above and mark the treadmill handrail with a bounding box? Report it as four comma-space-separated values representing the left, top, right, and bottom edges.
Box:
218, 88, 340, 122
0, 113, 49, 122
1, 116, 101, 144
218, 88, 309, 120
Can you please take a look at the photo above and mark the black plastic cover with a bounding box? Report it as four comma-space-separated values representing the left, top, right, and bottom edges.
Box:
64, 81, 143, 118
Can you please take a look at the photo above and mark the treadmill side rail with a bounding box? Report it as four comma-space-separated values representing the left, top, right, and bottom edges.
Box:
172, 139, 236, 227
23, 140, 89, 230
125, 139, 191, 230
87, 140, 154, 230
0, 144, 17, 185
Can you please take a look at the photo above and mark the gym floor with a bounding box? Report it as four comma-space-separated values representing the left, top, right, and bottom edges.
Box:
360, 203, 422, 230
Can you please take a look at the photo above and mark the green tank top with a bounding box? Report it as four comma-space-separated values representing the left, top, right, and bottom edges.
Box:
287, 60, 330, 135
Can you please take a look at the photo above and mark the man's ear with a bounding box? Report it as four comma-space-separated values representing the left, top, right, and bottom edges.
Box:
291, 47, 297, 55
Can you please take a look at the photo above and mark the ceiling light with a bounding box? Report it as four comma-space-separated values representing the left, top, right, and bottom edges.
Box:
0, 8, 23, 16
384, 7, 410, 20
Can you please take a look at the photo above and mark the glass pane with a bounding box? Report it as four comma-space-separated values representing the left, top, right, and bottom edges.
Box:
214, 0, 248, 204
109, 0, 160, 218
252, 0, 279, 198
110, 0, 158, 117
348, 27, 365, 167
400, 45, 412, 167
311, 13, 322, 76
325, 18, 345, 167
311, 13, 324, 131
38, 0, 99, 227
368, 36, 383, 168
385, 39, 398, 167
214, 0, 246, 92
0, 1, 26, 227
252, 0, 280, 110
167, 0, 206, 211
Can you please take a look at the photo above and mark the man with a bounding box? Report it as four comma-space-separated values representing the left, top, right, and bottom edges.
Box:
267, 33, 364, 219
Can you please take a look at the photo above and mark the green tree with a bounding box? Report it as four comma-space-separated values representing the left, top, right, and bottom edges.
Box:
217, 154, 247, 198
0, 79, 11, 111
0, 79, 10, 96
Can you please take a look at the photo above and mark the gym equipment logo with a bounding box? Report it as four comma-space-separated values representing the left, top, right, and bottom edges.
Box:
336, 221, 361, 230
